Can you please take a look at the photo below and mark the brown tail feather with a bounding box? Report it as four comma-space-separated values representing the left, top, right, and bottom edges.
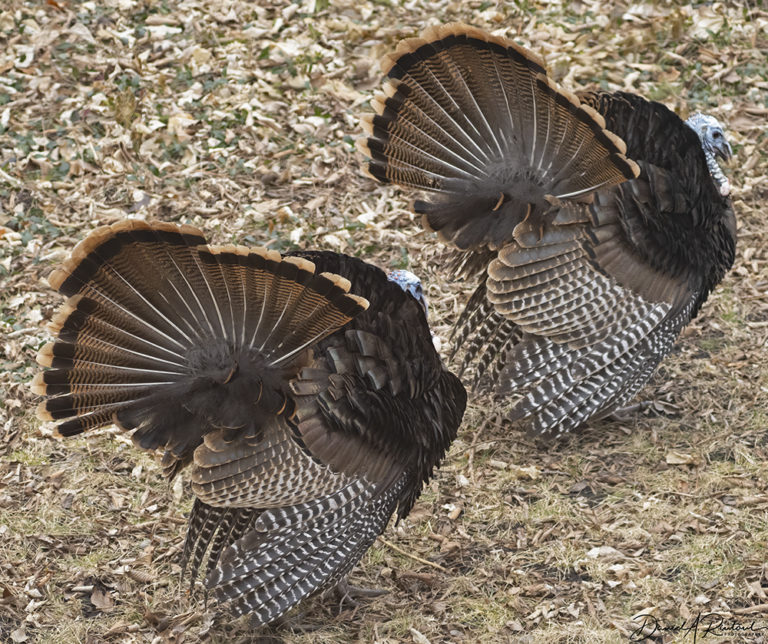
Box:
35, 220, 368, 466
361, 23, 639, 252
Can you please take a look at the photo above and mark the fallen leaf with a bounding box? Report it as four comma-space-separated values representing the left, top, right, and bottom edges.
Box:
90, 588, 114, 611
586, 546, 625, 561
410, 628, 431, 644
665, 451, 696, 465
509, 464, 541, 480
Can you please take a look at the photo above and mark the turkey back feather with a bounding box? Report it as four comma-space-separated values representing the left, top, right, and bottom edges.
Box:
285, 250, 466, 516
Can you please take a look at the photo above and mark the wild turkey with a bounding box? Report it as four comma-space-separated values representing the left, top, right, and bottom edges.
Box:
32, 220, 466, 624
360, 23, 737, 439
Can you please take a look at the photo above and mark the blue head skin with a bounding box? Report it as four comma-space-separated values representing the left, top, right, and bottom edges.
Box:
685, 113, 732, 196
686, 113, 732, 161
387, 269, 428, 317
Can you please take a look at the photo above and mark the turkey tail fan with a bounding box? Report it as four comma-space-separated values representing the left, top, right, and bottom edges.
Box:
207, 475, 405, 624
360, 23, 639, 251
33, 220, 369, 460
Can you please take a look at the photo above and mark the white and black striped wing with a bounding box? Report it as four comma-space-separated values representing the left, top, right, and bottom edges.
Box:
181, 413, 403, 623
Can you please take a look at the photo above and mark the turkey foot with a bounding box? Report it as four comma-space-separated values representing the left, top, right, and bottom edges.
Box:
329, 576, 389, 609
605, 400, 655, 422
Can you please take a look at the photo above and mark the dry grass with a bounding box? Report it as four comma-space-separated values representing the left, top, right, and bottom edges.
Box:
1, 1, 767, 642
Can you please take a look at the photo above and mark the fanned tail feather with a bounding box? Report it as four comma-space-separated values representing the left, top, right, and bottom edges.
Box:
33, 220, 369, 458
360, 23, 639, 251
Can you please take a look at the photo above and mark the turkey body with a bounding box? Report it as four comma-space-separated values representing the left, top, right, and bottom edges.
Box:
33, 220, 466, 624
361, 23, 736, 438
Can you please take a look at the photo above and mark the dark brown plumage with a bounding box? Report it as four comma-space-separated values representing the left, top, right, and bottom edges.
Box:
361, 23, 736, 438
33, 220, 466, 624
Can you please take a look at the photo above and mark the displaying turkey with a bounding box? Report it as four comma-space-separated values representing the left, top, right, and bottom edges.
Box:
32, 219, 466, 625
360, 23, 737, 439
